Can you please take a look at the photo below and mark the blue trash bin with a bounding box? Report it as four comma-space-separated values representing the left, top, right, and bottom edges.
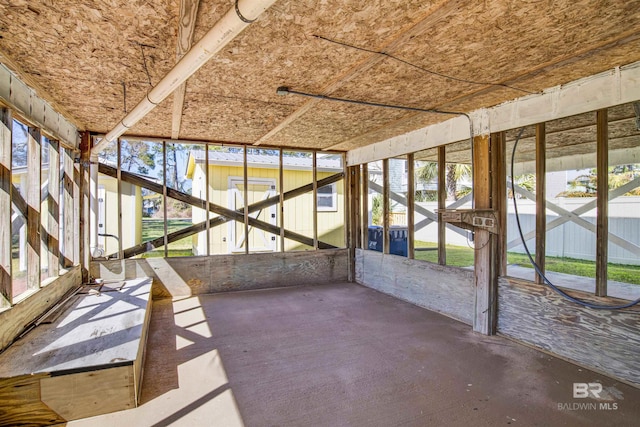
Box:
367, 225, 407, 256
389, 226, 408, 256
367, 226, 383, 252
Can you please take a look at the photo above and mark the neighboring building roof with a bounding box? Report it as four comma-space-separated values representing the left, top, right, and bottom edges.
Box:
186, 150, 343, 178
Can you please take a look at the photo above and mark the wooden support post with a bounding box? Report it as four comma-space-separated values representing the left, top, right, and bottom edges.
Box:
382, 159, 390, 254
79, 132, 91, 282
279, 150, 284, 252
243, 147, 249, 254
205, 144, 210, 256
350, 165, 360, 250
343, 153, 349, 251
62, 148, 75, 267
596, 109, 608, 297
437, 146, 446, 265
491, 132, 507, 277
313, 152, 318, 250
26, 126, 41, 291
0, 108, 12, 305
347, 165, 355, 281
361, 163, 369, 249
117, 139, 124, 259
535, 123, 546, 284
473, 134, 496, 335
47, 139, 60, 278
407, 153, 415, 259
88, 143, 98, 260
162, 141, 168, 257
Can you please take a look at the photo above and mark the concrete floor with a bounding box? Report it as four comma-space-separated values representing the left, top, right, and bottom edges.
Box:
69, 283, 640, 426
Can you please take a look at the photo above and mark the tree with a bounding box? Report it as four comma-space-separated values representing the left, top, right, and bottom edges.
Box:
100, 140, 156, 175
416, 161, 471, 201
562, 165, 640, 197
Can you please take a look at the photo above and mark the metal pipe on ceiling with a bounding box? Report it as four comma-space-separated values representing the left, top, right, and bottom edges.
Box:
92, 0, 277, 154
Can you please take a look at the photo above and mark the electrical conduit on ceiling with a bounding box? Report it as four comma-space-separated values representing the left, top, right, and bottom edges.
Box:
92, 0, 278, 154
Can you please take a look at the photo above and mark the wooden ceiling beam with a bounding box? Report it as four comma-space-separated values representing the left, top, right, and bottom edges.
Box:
253, 0, 462, 146
171, 0, 201, 140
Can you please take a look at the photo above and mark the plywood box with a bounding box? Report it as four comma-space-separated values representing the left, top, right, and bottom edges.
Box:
0, 277, 152, 425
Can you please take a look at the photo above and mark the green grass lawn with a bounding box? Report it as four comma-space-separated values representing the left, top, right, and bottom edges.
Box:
507, 252, 640, 285
139, 218, 194, 257
414, 240, 640, 285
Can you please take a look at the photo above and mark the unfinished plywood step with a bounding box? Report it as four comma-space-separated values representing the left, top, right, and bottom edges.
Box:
0, 277, 153, 426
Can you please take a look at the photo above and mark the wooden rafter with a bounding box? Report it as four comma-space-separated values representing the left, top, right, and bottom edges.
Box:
171, 0, 201, 139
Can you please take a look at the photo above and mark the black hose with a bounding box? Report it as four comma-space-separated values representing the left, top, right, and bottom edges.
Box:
510, 127, 640, 310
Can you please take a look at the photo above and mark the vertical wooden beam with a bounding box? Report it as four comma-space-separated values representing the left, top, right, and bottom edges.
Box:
205, 144, 210, 256
88, 137, 98, 262
279, 149, 284, 252
361, 163, 369, 249
407, 153, 415, 259
473, 134, 495, 335
347, 165, 355, 281
313, 152, 318, 250
243, 147, 249, 254
354, 164, 361, 249
596, 109, 609, 297
382, 158, 390, 254
491, 132, 507, 277
535, 123, 546, 284
0, 108, 12, 305
62, 147, 75, 267
26, 127, 41, 291
117, 139, 124, 259
437, 146, 446, 265
343, 153, 349, 250
162, 141, 168, 257
79, 132, 91, 282
47, 139, 60, 278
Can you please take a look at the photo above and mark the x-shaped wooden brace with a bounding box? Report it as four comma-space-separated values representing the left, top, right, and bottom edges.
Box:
98, 163, 344, 258
507, 176, 640, 257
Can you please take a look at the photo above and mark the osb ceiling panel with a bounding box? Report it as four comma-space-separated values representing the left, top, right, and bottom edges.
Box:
0, 0, 639, 152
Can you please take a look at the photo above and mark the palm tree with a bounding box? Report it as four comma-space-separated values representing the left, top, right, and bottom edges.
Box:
416, 162, 472, 201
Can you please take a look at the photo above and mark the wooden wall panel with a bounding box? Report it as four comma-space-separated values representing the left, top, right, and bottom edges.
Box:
0, 266, 81, 351
92, 249, 349, 299
46, 139, 60, 278
0, 108, 11, 305
26, 126, 41, 292
355, 249, 474, 324
497, 277, 640, 387
40, 366, 135, 421
0, 373, 65, 426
